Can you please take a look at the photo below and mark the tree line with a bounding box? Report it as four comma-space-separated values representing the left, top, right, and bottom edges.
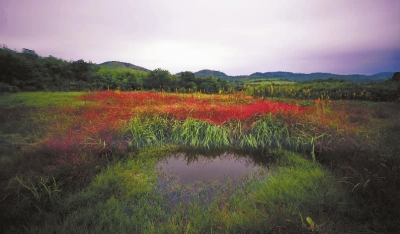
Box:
0, 47, 231, 93
1, 46, 397, 101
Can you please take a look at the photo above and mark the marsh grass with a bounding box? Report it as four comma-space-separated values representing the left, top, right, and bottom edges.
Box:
124, 115, 315, 153
172, 118, 230, 148
14, 175, 63, 211
240, 115, 290, 148
125, 115, 170, 148
0, 91, 398, 233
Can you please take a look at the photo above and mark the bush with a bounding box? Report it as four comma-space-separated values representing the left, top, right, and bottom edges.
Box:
0, 82, 18, 93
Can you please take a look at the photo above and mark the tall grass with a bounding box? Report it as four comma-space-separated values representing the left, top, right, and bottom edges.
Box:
172, 118, 230, 148
125, 115, 166, 148
123, 115, 314, 152
239, 115, 290, 148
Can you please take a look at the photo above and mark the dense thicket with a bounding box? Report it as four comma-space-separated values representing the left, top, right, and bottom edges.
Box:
0, 48, 95, 92
245, 78, 399, 102
0, 48, 230, 93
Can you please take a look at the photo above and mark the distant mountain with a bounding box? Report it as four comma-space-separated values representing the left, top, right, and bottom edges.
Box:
370, 72, 397, 80
177, 69, 395, 83
99, 61, 150, 72
98, 61, 395, 83
194, 69, 228, 77
249, 71, 302, 79
247, 71, 396, 83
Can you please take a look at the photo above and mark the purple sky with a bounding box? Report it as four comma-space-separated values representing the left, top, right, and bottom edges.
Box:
1, 0, 399, 75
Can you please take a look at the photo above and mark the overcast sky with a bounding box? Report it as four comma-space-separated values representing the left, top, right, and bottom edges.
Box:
1, 0, 399, 75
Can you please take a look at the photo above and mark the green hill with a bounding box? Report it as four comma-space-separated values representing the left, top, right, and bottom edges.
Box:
194, 69, 228, 77
99, 61, 150, 72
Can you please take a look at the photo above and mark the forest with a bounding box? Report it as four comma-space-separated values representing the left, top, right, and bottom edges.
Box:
0, 47, 230, 94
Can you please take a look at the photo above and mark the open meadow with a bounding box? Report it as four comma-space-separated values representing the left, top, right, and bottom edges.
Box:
0, 90, 399, 233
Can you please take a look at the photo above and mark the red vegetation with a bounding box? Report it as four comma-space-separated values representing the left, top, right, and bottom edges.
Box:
39, 91, 307, 168
79, 91, 306, 124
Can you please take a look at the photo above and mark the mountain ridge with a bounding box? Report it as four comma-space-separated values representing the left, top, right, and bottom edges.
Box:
99, 60, 396, 83
192, 69, 396, 83
245, 71, 395, 82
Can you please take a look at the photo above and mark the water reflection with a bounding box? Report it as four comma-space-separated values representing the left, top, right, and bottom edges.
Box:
159, 152, 260, 184
156, 148, 272, 206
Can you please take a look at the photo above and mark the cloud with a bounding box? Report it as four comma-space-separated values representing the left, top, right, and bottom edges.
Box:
1, 0, 399, 75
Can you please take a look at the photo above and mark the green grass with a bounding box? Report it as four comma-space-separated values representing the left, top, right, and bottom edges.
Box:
125, 115, 170, 148
124, 115, 311, 152
239, 115, 290, 148
172, 118, 230, 148
8, 148, 348, 233
245, 78, 296, 86
0, 92, 87, 108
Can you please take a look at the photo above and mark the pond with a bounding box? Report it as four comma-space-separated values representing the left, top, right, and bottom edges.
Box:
156, 149, 272, 205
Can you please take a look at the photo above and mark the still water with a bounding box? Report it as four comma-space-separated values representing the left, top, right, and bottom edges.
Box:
157, 152, 261, 184
156, 149, 272, 205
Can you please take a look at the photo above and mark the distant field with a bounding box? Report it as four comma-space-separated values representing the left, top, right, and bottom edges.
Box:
244, 78, 296, 86
243, 77, 399, 101
0, 92, 88, 108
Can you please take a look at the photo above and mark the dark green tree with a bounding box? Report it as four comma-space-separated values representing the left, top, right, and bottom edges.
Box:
143, 68, 171, 90
71, 59, 92, 82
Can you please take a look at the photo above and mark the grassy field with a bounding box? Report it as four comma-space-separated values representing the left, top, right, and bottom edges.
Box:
244, 78, 399, 102
244, 78, 296, 86
0, 92, 88, 108
0, 91, 399, 233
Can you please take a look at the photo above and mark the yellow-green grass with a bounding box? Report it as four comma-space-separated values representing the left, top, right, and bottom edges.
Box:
0, 92, 88, 108
245, 78, 296, 86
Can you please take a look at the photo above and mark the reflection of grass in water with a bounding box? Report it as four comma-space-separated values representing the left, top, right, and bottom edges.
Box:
156, 160, 268, 207
151, 149, 347, 233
